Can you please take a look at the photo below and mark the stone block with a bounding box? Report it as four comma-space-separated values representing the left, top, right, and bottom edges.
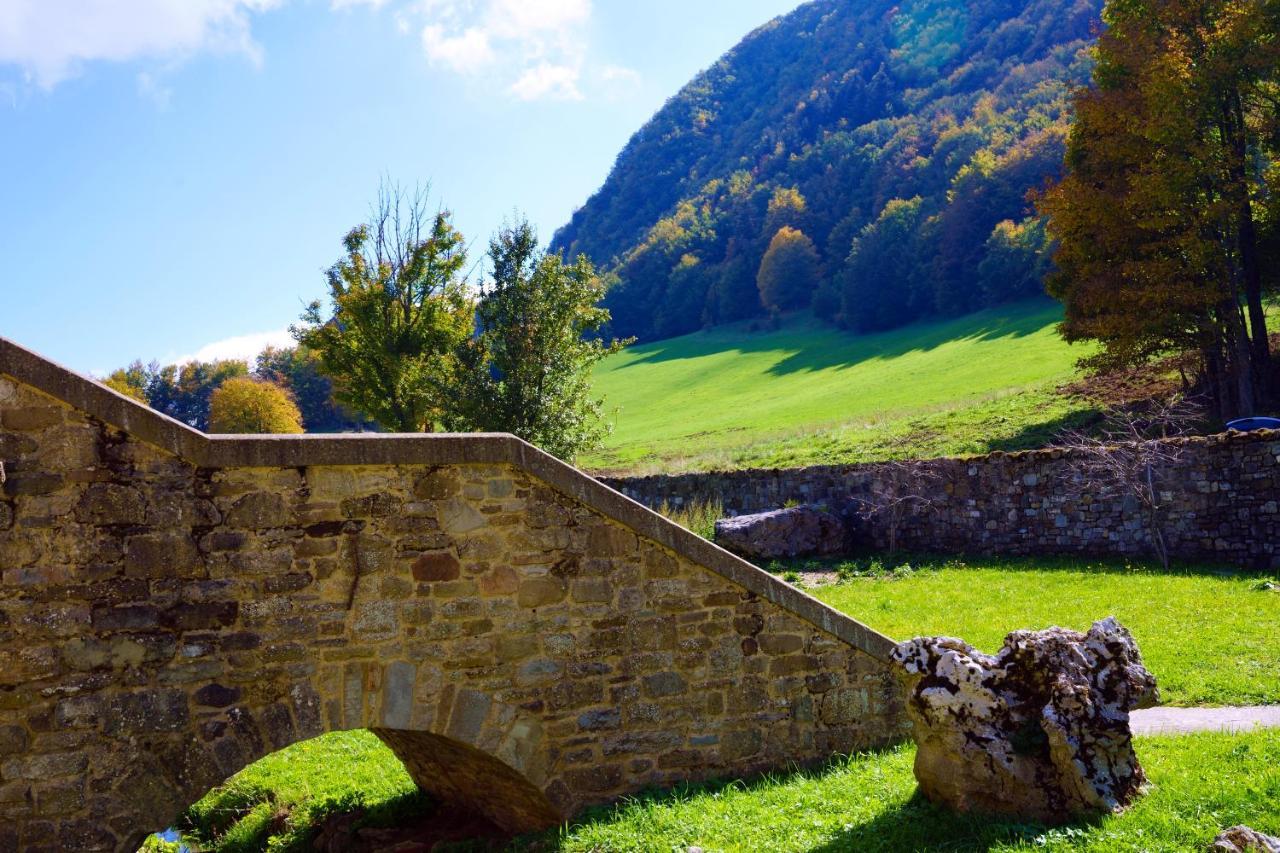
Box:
1, 407, 61, 431
124, 533, 201, 578
74, 484, 146, 526
225, 491, 292, 530
412, 552, 460, 583
518, 577, 567, 609
642, 672, 687, 698
194, 684, 241, 708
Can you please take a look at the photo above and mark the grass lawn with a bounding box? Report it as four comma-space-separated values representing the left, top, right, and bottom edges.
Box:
160, 729, 1280, 852
585, 299, 1095, 475
805, 557, 1280, 708
158, 730, 428, 853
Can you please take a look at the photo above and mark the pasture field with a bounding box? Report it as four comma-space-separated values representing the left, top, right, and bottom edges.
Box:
585, 300, 1095, 475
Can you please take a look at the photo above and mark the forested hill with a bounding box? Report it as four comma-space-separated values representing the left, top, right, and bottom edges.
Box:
551, 0, 1101, 342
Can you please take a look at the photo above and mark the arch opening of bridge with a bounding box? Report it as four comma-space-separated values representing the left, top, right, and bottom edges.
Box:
0, 336, 906, 853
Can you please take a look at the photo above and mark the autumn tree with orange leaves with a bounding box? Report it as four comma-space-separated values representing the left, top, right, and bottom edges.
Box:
1040, 0, 1280, 420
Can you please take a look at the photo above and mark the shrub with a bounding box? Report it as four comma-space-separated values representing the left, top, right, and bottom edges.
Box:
208, 378, 304, 435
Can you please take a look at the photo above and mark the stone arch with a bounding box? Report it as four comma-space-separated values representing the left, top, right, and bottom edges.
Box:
113, 682, 558, 851
2, 336, 905, 853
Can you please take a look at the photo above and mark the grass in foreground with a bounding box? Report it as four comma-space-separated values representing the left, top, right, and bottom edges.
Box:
553, 730, 1280, 852
164, 730, 1280, 852
803, 556, 1280, 707
585, 300, 1095, 475
167, 730, 429, 852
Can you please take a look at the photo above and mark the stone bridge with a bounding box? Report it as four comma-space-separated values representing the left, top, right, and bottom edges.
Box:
0, 337, 904, 853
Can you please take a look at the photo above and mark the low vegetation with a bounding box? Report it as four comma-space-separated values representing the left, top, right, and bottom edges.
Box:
157, 730, 428, 852
805, 556, 1280, 707
160, 729, 1280, 852
586, 300, 1098, 475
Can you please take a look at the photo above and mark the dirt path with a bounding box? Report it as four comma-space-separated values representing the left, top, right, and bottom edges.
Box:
1131, 706, 1280, 736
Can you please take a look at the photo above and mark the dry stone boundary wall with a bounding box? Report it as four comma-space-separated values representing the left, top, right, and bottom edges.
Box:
603, 433, 1280, 570
0, 337, 904, 853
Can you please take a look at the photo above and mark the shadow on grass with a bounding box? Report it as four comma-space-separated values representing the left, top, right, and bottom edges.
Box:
510, 749, 1097, 853
615, 299, 1063, 377
805, 791, 1091, 853
981, 405, 1104, 454
179, 786, 432, 853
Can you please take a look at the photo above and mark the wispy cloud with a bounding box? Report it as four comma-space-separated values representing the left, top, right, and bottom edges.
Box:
0, 0, 636, 103
407, 0, 636, 102
0, 0, 286, 90
174, 329, 294, 366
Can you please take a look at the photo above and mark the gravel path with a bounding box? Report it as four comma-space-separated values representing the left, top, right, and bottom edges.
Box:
1131, 706, 1280, 736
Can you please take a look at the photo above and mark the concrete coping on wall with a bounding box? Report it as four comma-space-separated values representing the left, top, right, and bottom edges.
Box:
0, 335, 897, 660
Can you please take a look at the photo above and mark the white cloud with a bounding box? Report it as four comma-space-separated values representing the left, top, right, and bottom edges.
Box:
0, 0, 284, 90
175, 329, 294, 366
409, 0, 609, 101
509, 62, 581, 101
422, 24, 494, 73
0, 0, 634, 104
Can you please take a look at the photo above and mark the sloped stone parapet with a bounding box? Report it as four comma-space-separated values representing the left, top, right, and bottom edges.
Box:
713, 505, 846, 559
891, 617, 1158, 824
0, 335, 906, 852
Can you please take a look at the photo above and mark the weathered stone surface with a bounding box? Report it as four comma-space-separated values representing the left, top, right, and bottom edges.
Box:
1210, 826, 1280, 852
607, 430, 1280, 571
0, 357, 905, 853
713, 505, 845, 559
891, 618, 1157, 824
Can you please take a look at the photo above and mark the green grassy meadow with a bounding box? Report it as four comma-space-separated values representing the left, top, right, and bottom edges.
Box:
585, 299, 1096, 475
162, 729, 1280, 852
804, 557, 1280, 707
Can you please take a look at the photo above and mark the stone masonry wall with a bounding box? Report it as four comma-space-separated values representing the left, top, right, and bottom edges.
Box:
603, 431, 1280, 570
0, 358, 903, 853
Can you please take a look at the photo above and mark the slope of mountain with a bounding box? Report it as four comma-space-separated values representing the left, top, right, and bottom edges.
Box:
553, 0, 1101, 342
583, 299, 1098, 475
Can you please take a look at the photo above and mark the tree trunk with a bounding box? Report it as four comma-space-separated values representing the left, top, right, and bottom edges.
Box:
1223, 90, 1274, 406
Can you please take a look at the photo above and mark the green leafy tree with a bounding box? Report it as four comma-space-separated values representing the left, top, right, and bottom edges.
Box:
102, 361, 152, 402
146, 360, 249, 430
446, 220, 632, 460
840, 197, 929, 331
293, 183, 474, 432
1039, 0, 1280, 419
254, 346, 373, 433
977, 217, 1053, 304
757, 227, 820, 311
208, 378, 305, 434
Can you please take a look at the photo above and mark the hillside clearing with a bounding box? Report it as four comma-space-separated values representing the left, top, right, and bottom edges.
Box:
586, 300, 1096, 475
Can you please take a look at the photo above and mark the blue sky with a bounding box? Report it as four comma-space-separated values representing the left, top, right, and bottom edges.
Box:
0, 0, 799, 374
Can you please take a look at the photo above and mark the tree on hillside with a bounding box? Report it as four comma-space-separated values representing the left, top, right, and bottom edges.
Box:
977, 217, 1053, 304
208, 378, 305, 435
255, 346, 373, 433
147, 360, 250, 430
102, 361, 151, 402
1039, 0, 1279, 419
293, 182, 474, 432
840, 197, 929, 331
757, 227, 820, 311
444, 220, 632, 460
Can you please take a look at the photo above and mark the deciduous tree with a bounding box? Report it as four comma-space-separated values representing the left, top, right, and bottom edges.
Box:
208, 378, 305, 435
757, 226, 820, 311
445, 220, 631, 460
1039, 0, 1280, 419
293, 182, 473, 432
